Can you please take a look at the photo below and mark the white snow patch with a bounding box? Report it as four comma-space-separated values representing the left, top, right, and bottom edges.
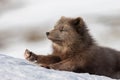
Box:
0, 54, 114, 80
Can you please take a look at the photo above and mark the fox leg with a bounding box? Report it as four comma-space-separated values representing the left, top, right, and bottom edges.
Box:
24, 49, 61, 66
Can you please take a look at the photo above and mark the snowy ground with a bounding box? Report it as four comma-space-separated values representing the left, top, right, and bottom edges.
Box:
0, 54, 115, 80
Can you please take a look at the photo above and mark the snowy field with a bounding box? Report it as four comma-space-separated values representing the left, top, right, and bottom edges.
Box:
0, 54, 115, 80
0, 0, 120, 80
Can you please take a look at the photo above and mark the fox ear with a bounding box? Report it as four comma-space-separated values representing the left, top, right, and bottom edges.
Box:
73, 17, 81, 25
72, 17, 85, 26
71, 17, 86, 34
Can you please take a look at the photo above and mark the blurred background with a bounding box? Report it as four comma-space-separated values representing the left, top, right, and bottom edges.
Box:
0, 0, 120, 59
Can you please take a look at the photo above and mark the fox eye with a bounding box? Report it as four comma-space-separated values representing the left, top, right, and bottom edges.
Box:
60, 27, 64, 32
60, 29, 64, 32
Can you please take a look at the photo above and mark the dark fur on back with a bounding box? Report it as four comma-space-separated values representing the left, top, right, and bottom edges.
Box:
24, 16, 120, 79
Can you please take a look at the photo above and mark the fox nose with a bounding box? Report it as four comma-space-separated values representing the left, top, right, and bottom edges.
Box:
46, 32, 50, 36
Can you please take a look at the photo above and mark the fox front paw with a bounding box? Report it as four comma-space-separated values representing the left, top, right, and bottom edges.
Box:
24, 49, 37, 63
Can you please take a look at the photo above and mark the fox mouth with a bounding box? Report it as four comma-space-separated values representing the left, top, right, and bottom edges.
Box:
47, 37, 62, 42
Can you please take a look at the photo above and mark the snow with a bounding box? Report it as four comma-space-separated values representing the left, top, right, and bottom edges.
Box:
0, 54, 115, 80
